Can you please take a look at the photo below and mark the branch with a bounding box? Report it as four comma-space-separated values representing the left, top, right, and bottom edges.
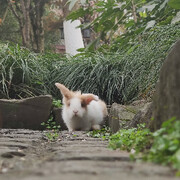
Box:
0, 2, 10, 25
8, 1, 21, 22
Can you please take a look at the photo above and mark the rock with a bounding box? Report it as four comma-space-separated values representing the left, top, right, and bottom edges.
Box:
108, 100, 148, 133
52, 108, 67, 130
129, 102, 153, 130
0, 95, 52, 130
153, 40, 180, 130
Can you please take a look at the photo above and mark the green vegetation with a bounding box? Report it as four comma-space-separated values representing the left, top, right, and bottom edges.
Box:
53, 99, 63, 108
67, 0, 179, 51
87, 126, 111, 140
41, 117, 61, 141
144, 117, 180, 175
88, 118, 180, 175
50, 24, 180, 104
0, 23, 179, 104
109, 124, 152, 153
0, 43, 62, 99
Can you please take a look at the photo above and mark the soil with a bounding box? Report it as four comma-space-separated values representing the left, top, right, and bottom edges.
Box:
0, 129, 178, 180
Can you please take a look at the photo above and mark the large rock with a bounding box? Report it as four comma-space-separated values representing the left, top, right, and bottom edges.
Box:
109, 100, 149, 133
129, 102, 153, 130
153, 40, 180, 130
0, 95, 52, 130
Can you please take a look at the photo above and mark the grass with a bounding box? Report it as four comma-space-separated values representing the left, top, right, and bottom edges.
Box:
50, 24, 180, 104
0, 43, 64, 99
0, 24, 180, 104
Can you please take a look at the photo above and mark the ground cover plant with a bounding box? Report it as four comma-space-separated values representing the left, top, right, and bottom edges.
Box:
87, 126, 111, 140
144, 117, 180, 175
109, 124, 152, 153
41, 117, 61, 141
89, 118, 180, 175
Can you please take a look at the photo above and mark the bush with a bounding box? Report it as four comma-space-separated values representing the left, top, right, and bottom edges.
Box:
0, 24, 179, 104
0, 43, 63, 99
51, 24, 180, 104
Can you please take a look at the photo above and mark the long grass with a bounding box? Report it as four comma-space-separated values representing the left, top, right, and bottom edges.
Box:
0, 44, 55, 98
49, 24, 180, 104
0, 24, 180, 104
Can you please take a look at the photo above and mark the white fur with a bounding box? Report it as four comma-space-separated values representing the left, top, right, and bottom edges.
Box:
55, 83, 107, 132
62, 97, 105, 131
62, 97, 91, 131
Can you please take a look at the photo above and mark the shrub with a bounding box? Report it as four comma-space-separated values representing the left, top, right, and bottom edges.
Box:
0, 24, 180, 104
51, 24, 180, 104
0, 43, 63, 99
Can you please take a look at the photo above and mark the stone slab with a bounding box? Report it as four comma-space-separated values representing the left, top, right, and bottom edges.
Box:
0, 129, 177, 180
0, 95, 52, 130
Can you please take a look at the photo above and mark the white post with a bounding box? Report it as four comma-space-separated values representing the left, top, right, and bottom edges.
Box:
63, 20, 84, 56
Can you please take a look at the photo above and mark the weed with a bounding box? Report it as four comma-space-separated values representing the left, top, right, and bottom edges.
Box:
53, 99, 62, 108
41, 117, 61, 141
108, 124, 153, 153
144, 117, 180, 175
87, 126, 111, 140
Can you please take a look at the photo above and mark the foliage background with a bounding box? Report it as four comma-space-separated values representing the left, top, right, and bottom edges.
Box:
0, 24, 179, 104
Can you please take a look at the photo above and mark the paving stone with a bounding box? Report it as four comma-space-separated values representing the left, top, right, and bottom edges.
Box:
0, 129, 178, 180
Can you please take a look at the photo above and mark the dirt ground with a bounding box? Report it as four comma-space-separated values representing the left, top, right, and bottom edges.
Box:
0, 129, 178, 180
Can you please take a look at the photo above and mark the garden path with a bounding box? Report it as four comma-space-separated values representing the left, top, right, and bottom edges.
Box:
0, 129, 178, 180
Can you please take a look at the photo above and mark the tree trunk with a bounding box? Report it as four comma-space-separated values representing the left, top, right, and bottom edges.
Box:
131, 0, 137, 23
0, 2, 9, 25
9, 0, 31, 49
8, 0, 47, 53
32, 0, 45, 53
20, 0, 31, 49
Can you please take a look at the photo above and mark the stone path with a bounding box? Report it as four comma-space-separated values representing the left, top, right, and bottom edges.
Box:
0, 129, 178, 180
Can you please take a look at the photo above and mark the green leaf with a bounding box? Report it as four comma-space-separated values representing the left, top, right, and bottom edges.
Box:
66, 8, 86, 21
125, 20, 135, 28
68, 0, 78, 10
162, 117, 176, 128
168, 0, 180, 9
